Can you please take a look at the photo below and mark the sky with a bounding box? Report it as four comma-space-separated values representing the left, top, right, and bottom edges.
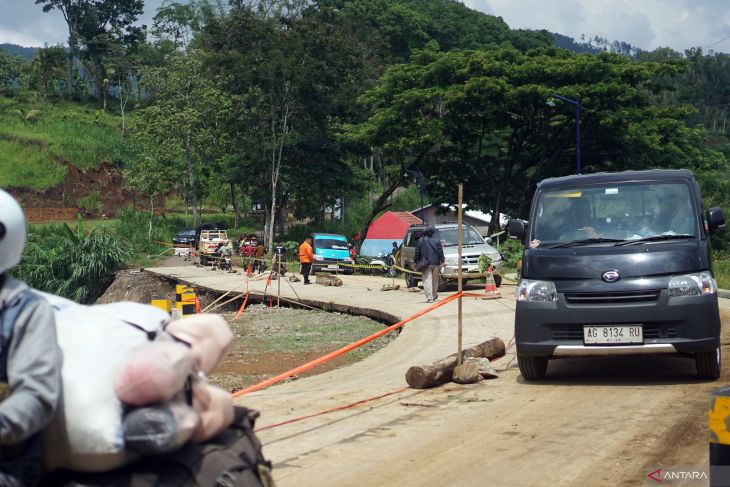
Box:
466, 0, 730, 53
1, 0, 730, 54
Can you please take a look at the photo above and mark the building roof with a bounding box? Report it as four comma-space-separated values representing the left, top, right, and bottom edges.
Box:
365, 211, 422, 239
411, 203, 508, 225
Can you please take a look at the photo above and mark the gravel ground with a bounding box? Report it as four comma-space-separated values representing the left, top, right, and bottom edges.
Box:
209, 304, 398, 392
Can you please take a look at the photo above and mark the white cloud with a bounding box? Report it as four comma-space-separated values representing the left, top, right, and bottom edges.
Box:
0, 0, 165, 47
467, 0, 730, 53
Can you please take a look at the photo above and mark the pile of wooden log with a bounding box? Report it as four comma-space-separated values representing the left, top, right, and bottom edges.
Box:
405, 337, 505, 389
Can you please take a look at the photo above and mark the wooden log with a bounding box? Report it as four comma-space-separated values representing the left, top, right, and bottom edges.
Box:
315, 273, 342, 286
405, 337, 505, 389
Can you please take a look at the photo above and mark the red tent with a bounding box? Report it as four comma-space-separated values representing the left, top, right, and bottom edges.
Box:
366, 211, 422, 239
360, 211, 421, 257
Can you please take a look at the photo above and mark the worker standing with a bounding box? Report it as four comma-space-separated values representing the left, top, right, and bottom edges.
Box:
415, 225, 445, 303
253, 239, 267, 274
0, 189, 62, 486
299, 236, 314, 285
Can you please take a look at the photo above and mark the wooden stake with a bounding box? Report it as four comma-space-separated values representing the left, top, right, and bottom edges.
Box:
457, 184, 463, 366
277, 255, 281, 308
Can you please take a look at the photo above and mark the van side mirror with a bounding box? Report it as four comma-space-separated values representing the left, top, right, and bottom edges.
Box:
484, 236, 493, 244
508, 219, 525, 241
708, 207, 725, 233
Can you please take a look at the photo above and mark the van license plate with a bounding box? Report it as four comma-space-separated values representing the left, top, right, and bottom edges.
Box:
327, 265, 339, 270
583, 325, 642, 344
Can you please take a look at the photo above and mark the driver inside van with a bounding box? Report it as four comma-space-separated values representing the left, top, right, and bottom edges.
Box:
667, 201, 695, 235
559, 198, 599, 240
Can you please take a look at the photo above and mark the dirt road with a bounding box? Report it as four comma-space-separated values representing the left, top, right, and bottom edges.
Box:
147, 265, 728, 486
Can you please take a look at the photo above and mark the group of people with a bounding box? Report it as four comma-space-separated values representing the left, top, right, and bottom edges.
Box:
238, 237, 267, 274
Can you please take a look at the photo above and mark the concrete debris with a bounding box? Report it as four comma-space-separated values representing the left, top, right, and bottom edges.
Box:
466, 357, 499, 379
452, 361, 482, 384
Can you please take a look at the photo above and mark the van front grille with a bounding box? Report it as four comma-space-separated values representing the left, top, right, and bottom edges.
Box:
551, 323, 678, 341
564, 290, 660, 305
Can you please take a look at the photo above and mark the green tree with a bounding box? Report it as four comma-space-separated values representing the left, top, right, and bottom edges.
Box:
36, 0, 84, 97
0, 50, 26, 90
31, 45, 67, 97
37, 0, 145, 106
349, 47, 726, 233
135, 50, 233, 228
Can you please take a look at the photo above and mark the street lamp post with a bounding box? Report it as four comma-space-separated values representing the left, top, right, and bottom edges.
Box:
404, 169, 426, 223
548, 94, 582, 175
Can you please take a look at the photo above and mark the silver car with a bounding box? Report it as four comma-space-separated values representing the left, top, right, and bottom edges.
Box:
400, 223, 502, 290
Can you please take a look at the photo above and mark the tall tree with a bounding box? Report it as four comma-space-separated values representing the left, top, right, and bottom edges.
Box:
135, 50, 233, 228
31, 45, 67, 97
38, 0, 145, 106
349, 47, 726, 233
36, 0, 84, 98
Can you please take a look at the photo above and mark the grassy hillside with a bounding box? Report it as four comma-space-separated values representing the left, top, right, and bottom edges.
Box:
0, 94, 140, 190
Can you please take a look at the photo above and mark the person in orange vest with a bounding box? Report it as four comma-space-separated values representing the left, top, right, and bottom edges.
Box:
299, 236, 314, 285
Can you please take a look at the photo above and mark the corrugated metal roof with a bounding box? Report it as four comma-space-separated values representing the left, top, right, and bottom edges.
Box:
391, 211, 422, 225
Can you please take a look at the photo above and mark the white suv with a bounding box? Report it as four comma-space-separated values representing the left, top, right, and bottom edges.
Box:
400, 223, 502, 289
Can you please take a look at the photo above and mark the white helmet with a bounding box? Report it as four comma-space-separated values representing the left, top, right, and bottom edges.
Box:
0, 189, 27, 275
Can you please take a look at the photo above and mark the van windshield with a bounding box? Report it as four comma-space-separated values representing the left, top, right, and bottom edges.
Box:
436, 227, 485, 246
531, 182, 697, 246
315, 238, 349, 251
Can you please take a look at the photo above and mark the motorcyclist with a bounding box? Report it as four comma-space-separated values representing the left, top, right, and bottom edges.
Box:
0, 189, 62, 486
215, 243, 232, 270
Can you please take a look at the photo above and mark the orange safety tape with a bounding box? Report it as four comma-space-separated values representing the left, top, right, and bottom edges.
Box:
255, 386, 409, 433
231, 292, 462, 398
232, 291, 250, 321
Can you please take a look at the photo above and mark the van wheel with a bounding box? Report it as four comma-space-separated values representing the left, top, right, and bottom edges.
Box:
405, 272, 416, 288
696, 347, 721, 380
437, 278, 447, 293
518, 355, 548, 380
494, 274, 502, 288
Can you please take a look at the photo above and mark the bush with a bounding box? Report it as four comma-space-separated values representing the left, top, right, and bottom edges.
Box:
78, 191, 104, 215
15, 222, 132, 303
497, 238, 523, 269
114, 206, 187, 256
713, 253, 730, 289
284, 240, 299, 261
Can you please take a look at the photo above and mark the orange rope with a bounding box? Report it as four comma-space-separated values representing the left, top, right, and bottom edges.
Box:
232, 291, 250, 321
254, 386, 409, 432
231, 292, 462, 398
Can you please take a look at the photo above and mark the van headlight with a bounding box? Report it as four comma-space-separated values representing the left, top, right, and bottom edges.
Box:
445, 256, 459, 265
314, 254, 324, 261
517, 279, 557, 302
668, 272, 717, 297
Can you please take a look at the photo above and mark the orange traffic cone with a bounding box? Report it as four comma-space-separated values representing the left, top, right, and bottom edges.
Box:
246, 262, 252, 277
485, 265, 498, 294
195, 297, 201, 314
268, 297, 273, 308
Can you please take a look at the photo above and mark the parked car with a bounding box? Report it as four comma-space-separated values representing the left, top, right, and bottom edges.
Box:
508, 169, 725, 380
172, 228, 196, 247
312, 233, 354, 273
400, 223, 502, 290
